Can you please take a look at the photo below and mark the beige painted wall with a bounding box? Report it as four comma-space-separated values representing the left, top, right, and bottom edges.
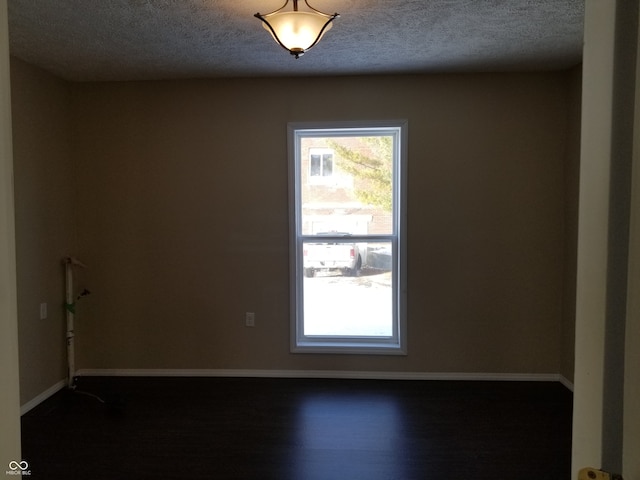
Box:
0, 0, 22, 467
623, 4, 640, 478
10, 57, 75, 403
624, 65, 640, 480
68, 72, 573, 375
562, 65, 583, 384
624, 83, 640, 480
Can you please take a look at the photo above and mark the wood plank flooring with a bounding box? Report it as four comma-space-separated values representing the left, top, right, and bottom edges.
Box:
21, 377, 572, 479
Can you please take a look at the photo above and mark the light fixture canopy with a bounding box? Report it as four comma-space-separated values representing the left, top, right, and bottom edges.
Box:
255, 0, 339, 59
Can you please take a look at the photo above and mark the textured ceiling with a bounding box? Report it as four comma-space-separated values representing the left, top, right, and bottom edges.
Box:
8, 0, 585, 82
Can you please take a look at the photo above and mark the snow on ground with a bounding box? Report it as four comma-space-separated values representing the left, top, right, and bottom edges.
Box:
303, 270, 393, 336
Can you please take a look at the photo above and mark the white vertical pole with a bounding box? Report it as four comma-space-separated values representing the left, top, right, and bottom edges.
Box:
64, 257, 86, 389
65, 260, 75, 388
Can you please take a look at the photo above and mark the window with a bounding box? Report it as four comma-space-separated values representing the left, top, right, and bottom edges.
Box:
289, 121, 407, 354
309, 148, 334, 177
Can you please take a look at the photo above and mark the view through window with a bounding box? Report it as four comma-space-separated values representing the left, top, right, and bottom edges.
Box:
289, 122, 407, 353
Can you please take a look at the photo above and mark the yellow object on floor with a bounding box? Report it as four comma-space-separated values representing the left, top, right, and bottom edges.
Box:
578, 467, 623, 480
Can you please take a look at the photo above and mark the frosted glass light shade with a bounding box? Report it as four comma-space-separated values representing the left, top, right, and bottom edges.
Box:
255, 1, 339, 58
263, 11, 333, 53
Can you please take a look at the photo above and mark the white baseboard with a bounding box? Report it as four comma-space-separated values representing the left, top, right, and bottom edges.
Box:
20, 379, 67, 415
558, 374, 574, 391
76, 368, 569, 385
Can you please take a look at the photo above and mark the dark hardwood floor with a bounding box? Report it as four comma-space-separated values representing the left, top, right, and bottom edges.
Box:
21, 377, 572, 479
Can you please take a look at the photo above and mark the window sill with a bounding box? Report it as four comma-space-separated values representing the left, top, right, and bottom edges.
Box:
292, 341, 407, 356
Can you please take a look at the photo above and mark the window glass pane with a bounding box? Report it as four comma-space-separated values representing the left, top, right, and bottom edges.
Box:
322, 154, 333, 176
301, 136, 393, 236
310, 154, 321, 177
302, 241, 394, 337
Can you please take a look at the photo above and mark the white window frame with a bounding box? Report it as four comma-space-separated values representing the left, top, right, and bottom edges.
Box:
288, 120, 408, 355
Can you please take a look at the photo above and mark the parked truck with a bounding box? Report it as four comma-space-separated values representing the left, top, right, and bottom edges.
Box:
303, 232, 362, 277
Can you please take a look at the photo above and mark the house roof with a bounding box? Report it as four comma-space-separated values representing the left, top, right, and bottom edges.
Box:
8, 0, 585, 82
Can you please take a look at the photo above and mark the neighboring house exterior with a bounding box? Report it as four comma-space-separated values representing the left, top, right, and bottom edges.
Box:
299, 136, 393, 238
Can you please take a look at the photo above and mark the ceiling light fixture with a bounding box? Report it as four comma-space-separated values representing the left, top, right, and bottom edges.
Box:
255, 1, 339, 59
